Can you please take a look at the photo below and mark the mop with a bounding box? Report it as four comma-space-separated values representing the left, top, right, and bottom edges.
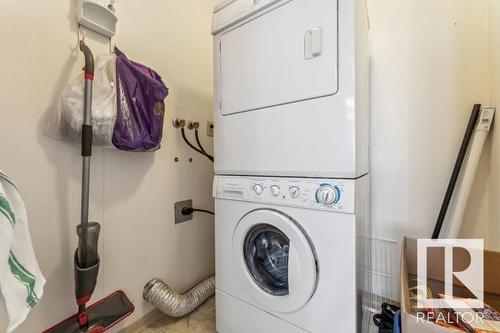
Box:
44, 40, 134, 333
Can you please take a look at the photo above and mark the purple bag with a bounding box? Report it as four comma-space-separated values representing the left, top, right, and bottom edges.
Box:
113, 48, 169, 151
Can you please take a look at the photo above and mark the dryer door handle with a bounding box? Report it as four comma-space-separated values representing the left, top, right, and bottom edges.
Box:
305, 27, 324, 60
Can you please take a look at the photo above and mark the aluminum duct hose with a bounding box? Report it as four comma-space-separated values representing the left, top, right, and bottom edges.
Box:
143, 276, 215, 318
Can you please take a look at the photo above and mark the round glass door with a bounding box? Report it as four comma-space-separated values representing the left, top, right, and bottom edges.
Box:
233, 209, 318, 313
244, 224, 290, 296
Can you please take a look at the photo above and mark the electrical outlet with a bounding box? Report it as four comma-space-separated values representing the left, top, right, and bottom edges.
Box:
175, 200, 192, 224
207, 122, 214, 137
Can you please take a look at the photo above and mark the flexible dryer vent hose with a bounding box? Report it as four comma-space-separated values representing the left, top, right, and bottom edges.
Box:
143, 276, 215, 318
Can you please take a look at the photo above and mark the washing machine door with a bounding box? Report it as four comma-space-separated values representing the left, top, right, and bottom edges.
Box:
233, 209, 317, 313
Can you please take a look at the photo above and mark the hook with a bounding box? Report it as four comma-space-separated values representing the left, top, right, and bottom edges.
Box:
78, 24, 86, 44
109, 37, 114, 54
108, 0, 116, 12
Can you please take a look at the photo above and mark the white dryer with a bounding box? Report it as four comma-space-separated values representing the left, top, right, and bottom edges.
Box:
213, 175, 371, 333
212, 0, 370, 178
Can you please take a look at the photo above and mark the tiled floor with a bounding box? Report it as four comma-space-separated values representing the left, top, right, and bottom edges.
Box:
131, 297, 379, 333
134, 297, 216, 333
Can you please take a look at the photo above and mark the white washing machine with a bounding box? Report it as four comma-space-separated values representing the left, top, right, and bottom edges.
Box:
213, 175, 371, 333
212, 0, 370, 178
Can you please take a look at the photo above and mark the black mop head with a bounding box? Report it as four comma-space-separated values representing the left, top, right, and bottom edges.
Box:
43, 291, 134, 333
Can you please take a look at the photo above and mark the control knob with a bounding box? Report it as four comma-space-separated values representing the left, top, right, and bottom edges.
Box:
270, 185, 280, 197
289, 186, 301, 199
316, 184, 340, 205
253, 184, 264, 195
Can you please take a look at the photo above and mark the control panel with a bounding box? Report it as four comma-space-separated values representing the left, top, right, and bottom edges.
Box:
214, 176, 356, 214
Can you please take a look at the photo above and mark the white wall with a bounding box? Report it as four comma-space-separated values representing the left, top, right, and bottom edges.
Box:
368, 0, 491, 301
488, 0, 500, 252
0, 1, 217, 332
460, 0, 500, 251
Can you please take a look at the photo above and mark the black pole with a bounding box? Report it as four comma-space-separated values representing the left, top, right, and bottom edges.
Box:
431, 104, 481, 239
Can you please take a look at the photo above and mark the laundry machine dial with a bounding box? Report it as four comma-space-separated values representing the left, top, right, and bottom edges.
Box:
253, 184, 264, 195
270, 185, 280, 196
289, 186, 301, 199
316, 185, 340, 205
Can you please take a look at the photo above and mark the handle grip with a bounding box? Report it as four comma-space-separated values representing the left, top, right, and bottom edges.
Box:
79, 40, 95, 78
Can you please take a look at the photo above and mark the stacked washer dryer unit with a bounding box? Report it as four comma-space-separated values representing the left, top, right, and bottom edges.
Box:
212, 0, 370, 332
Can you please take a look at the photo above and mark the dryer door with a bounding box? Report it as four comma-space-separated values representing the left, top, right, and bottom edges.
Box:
219, 0, 338, 115
233, 209, 317, 313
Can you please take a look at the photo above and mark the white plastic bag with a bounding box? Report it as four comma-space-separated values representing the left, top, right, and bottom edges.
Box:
45, 53, 116, 147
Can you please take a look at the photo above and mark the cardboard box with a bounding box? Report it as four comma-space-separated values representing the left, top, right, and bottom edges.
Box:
401, 237, 500, 332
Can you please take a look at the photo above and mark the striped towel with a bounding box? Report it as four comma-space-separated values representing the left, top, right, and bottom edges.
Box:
0, 170, 45, 333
